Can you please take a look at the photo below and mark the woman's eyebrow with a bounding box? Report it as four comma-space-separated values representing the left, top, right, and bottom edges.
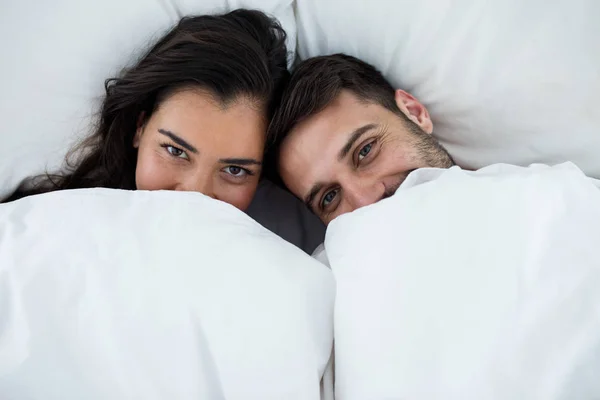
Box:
158, 129, 198, 153
218, 158, 262, 166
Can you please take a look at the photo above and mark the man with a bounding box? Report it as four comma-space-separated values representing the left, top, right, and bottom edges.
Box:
266, 54, 463, 391
267, 55, 600, 397
268, 53, 454, 225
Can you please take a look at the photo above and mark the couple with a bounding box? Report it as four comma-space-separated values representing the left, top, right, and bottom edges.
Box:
3, 9, 453, 228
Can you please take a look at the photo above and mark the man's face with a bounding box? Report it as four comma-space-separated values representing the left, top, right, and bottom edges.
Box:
278, 89, 454, 225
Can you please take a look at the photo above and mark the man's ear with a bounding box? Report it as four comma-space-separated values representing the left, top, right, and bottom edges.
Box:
133, 112, 146, 148
394, 89, 433, 134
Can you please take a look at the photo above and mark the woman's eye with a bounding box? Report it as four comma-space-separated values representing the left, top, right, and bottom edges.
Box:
321, 189, 338, 209
358, 142, 372, 161
224, 166, 248, 177
165, 145, 188, 160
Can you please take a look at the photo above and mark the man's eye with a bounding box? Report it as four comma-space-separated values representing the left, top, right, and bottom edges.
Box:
224, 166, 248, 177
358, 142, 372, 161
164, 145, 188, 160
321, 189, 338, 209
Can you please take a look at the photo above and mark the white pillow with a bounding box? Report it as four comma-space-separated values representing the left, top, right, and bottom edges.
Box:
294, 0, 600, 178
0, 0, 296, 199
326, 163, 600, 399
0, 189, 334, 399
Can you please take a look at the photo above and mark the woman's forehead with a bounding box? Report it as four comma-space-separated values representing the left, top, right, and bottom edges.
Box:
151, 90, 266, 156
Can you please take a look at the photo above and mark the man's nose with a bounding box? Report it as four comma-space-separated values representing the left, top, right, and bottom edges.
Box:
176, 172, 215, 198
343, 178, 385, 211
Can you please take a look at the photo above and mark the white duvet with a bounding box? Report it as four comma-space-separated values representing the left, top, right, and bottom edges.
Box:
0, 190, 334, 400
2, 163, 600, 400
325, 163, 600, 399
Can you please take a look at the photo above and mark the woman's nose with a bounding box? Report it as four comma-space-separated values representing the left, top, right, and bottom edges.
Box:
177, 173, 215, 198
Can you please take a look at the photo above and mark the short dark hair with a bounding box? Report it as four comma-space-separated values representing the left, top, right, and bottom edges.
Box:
267, 53, 409, 150
4, 9, 289, 203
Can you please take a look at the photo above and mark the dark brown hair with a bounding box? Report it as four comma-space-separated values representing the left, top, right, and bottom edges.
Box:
3, 9, 289, 203
267, 53, 412, 148
265, 54, 415, 182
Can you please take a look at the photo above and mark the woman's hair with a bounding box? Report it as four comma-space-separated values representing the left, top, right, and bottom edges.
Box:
4, 9, 289, 202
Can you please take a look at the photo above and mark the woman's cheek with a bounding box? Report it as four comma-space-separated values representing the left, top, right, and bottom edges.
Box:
218, 180, 259, 211
135, 150, 175, 191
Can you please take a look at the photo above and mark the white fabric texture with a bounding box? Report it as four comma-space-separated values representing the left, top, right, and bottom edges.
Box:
326, 163, 600, 399
0, 189, 334, 400
0, 0, 296, 200
311, 243, 330, 268
295, 0, 600, 178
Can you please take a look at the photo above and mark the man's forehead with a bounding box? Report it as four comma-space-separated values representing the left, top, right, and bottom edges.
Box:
284, 91, 377, 150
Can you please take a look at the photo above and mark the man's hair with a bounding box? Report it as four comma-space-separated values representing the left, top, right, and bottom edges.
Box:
267, 53, 410, 150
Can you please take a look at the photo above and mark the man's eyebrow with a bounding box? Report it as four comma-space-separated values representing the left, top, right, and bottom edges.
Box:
338, 123, 378, 161
158, 129, 198, 153
218, 158, 262, 166
304, 183, 324, 213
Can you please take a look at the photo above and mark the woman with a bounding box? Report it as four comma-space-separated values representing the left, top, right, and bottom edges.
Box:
2, 9, 289, 211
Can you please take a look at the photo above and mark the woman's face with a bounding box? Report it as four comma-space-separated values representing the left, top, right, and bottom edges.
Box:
133, 89, 266, 211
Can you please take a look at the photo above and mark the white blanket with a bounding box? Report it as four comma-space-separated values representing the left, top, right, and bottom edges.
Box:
323, 163, 600, 399
0, 189, 334, 400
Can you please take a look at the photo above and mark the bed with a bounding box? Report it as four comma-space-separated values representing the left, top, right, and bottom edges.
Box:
1, 0, 599, 398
